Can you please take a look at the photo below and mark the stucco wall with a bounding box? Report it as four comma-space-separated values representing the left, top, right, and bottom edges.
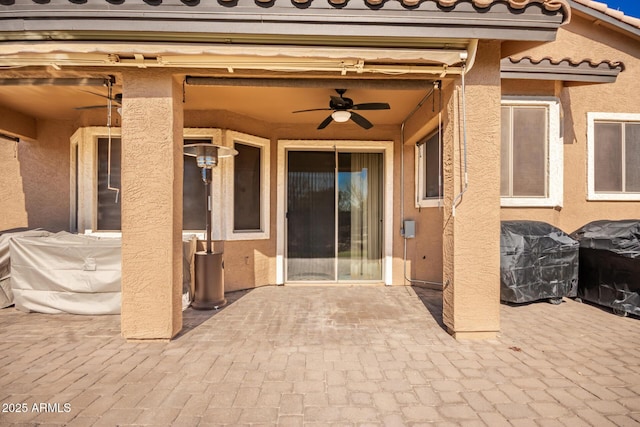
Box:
120, 71, 184, 340
442, 40, 502, 338
400, 89, 446, 287
0, 119, 73, 232
0, 106, 36, 141
501, 15, 640, 233
0, 138, 28, 231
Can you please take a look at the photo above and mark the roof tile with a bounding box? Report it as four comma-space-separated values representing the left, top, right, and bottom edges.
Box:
508, 56, 624, 71
217, 0, 571, 16
502, 56, 624, 82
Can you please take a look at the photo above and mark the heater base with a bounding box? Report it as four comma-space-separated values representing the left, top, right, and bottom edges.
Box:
192, 251, 226, 310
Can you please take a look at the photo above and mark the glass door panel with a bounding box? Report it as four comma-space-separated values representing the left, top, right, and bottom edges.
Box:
337, 152, 383, 281
286, 151, 336, 281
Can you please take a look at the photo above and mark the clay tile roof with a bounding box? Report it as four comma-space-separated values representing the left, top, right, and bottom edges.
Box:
572, 0, 640, 29
502, 56, 624, 82
221, 0, 570, 17
508, 56, 624, 70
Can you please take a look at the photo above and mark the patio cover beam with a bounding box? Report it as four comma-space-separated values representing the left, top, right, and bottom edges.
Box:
185, 77, 438, 90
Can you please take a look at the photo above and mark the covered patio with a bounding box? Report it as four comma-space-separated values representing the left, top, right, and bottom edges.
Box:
0, 0, 576, 341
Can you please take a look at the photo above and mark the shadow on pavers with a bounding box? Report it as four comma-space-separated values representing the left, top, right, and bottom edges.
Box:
411, 285, 447, 331
175, 288, 253, 340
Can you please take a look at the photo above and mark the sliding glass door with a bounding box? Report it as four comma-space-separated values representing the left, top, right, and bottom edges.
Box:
337, 152, 383, 281
286, 150, 383, 282
287, 151, 336, 281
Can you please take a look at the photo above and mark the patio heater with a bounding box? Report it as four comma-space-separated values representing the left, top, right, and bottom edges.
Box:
183, 142, 237, 310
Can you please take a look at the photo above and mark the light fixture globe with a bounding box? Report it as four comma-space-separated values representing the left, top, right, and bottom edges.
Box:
331, 110, 351, 123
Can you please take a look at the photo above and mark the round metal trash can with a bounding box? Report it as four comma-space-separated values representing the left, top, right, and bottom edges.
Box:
192, 251, 226, 310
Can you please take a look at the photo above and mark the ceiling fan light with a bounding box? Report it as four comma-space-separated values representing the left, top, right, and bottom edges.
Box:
331, 110, 351, 123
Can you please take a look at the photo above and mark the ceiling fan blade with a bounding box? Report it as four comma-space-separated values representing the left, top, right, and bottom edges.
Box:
79, 89, 113, 101
350, 112, 373, 129
352, 102, 390, 111
79, 89, 122, 104
74, 105, 117, 110
317, 115, 334, 130
293, 108, 333, 113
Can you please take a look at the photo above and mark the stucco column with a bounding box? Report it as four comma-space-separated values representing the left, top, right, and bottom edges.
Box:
442, 40, 501, 339
120, 70, 184, 340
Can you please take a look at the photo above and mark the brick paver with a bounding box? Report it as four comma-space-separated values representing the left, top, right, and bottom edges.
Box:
0, 285, 639, 426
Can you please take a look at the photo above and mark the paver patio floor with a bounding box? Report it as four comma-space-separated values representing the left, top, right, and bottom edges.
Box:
0, 285, 638, 426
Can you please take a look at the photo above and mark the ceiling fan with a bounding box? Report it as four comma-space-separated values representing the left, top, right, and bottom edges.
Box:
293, 89, 390, 130
75, 90, 122, 111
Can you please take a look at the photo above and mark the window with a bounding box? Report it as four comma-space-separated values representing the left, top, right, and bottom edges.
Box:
96, 137, 121, 231
224, 131, 270, 240
588, 113, 640, 201
72, 127, 224, 235
415, 131, 442, 208
93, 137, 209, 231
500, 97, 563, 207
182, 138, 210, 231
234, 142, 261, 231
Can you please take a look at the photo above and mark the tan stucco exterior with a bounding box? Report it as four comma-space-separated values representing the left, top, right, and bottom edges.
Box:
0, 119, 73, 232
500, 13, 640, 233
120, 71, 184, 340
0, 139, 28, 231
0, 1, 638, 340
441, 41, 502, 339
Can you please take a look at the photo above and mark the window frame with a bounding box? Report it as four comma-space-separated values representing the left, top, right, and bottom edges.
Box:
500, 96, 563, 208
223, 130, 270, 241
415, 130, 442, 208
587, 112, 640, 201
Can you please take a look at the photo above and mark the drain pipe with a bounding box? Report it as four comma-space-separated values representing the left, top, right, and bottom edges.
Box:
452, 53, 470, 217
400, 82, 443, 289
399, 43, 477, 287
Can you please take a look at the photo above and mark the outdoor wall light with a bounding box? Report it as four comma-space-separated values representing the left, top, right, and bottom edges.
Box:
183, 142, 237, 310
331, 110, 351, 123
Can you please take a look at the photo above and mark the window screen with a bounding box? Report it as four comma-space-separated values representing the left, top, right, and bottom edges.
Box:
594, 121, 640, 193
234, 142, 261, 231
594, 123, 623, 192
423, 132, 441, 199
501, 105, 548, 197
183, 139, 209, 230
97, 137, 122, 231
625, 123, 640, 192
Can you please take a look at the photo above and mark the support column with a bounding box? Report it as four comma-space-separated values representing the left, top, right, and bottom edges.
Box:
442, 40, 501, 339
120, 70, 184, 340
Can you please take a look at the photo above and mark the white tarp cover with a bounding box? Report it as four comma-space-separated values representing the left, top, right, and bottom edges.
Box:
0, 229, 52, 309
10, 232, 122, 314
8, 231, 197, 314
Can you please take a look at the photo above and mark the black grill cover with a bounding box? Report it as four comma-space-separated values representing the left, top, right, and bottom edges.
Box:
571, 220, 640, 316
500, 221, 579, 303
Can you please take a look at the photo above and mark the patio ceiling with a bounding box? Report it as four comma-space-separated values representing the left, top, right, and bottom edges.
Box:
0, 77, 433, 126
0, 0, 572, 129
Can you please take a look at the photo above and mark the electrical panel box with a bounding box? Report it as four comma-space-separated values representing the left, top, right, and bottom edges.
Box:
403, 220, 416, 239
